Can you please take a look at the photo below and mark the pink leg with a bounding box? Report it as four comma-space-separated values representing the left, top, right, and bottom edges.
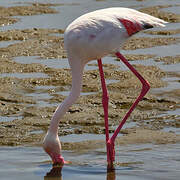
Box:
97, 59, 114, 169
110, 52, 150, 143
98, 52, 150, 169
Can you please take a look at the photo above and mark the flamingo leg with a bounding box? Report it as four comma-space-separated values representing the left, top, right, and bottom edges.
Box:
97, 59, 115, 169
98, 52, 150, 169
110, 51, 150, 143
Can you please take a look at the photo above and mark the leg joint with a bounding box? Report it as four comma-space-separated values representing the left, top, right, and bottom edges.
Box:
142, 80, 150, 94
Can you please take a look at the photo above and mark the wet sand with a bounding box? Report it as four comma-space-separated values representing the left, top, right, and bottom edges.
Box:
0, 2, 180, 152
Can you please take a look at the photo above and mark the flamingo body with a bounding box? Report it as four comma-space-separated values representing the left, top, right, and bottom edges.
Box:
64, 7, 166, 61
43, 7, 167, 169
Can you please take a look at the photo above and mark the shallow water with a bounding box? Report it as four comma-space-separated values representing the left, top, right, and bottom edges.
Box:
0, 40, 20, 48
0, 0, 180, 179
13, 56, 70, 69
0, 116, 23, 122
0, 144, 180, 180
0, 72, 48, 78
13, 56, 99, 71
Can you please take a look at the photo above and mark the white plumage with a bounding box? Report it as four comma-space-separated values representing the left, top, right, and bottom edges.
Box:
64, 7, 167, 61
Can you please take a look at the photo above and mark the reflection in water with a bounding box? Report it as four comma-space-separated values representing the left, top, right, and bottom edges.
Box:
44, 165, 116, 180
44, 165, 62, 180
107, 168, 116, 180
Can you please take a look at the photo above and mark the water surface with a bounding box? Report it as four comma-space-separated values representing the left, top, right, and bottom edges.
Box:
0, 144, 179, 180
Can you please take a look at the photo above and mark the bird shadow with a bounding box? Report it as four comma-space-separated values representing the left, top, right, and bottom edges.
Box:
44, 165, 116, 180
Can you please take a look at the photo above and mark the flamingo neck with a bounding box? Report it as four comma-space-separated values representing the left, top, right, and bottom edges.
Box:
48, 58, 85, 135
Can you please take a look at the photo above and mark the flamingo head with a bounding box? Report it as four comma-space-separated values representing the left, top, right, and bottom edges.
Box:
43, 132, 64, 166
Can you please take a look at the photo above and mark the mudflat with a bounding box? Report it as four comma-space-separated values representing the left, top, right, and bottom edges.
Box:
0, 3, 179, 150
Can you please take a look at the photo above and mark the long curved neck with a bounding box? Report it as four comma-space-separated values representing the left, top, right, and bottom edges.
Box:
48, 58, 85, 135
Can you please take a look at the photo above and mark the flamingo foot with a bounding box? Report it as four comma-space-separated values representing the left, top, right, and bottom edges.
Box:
107, 140, 115, 170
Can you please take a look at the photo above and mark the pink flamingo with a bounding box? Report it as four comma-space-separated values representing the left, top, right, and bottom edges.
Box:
43, 7, 167, 169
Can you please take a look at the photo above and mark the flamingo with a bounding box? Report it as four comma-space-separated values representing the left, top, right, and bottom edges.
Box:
43, 7, 167, 169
